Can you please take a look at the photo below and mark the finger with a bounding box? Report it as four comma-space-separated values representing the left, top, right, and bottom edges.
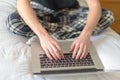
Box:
75, 43, 84, 60
53, 48, 61, 59
59, 51, 64, 59
83, 43, 90, 58
69, 42, 75, 52
57, 48, 64, 59
72, 44, 79, 59
75, 48, 82, 60
54, 43, 64, 59
51, 44, 61, 59
84, 51, 89, 59
44, 48, 53, 60
80, 46, 87, 59
83, 49, 89, 58
48, 47, 58, 60
84, 45, 90, 58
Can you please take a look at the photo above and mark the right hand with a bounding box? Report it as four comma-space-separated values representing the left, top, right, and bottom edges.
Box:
39, 34, 64, 60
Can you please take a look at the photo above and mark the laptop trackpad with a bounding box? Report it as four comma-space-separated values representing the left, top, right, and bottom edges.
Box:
58, 40, 73, 53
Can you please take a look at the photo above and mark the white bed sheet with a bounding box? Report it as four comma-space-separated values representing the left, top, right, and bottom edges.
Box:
0, 0, 120, 80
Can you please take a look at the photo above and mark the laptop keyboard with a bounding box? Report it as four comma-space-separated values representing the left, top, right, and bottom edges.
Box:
40, 53, 94, 68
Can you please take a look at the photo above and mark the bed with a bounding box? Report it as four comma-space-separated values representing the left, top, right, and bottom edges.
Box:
0, 0, 120, 80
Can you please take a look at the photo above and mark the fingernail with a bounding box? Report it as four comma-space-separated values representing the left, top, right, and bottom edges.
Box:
72, 56, 74, 59
57, 58, 61, 60
84, 56, 87, 58
55, 58, 58, 60
58, 57, 60, 59
80, 57, 83, 59
58, 58, 61, 60
50, 58, 53, 60
75, 57, 78, 60
62, 55, 65, 59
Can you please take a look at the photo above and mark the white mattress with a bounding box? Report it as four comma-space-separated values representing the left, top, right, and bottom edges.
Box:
0, 0, 120, 80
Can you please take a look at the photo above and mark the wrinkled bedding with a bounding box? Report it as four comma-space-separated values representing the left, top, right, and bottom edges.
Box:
0, 0, 120, 80
0, 0, 33, 80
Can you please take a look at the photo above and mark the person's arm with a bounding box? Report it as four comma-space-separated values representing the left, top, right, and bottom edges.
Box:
17, 0, 64, 60
81, 0, 101, 36
70, 0, 101, 59
17, 0, 47, 37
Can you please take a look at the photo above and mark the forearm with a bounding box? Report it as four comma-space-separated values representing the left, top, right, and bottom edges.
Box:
17, 0, 49, 38
80, 0, 101, 38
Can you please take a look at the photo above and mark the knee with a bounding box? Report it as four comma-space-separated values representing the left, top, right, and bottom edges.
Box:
6, 12, 34, 37
101, 8, 115, 23
6, 11, 23, 33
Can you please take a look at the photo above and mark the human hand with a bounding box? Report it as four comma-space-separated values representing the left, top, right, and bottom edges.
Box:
39, 34, 64, 60
69, 34, 91, 60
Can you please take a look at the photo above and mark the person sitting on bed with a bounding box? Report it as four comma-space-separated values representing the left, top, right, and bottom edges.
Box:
6, 0, 114, 60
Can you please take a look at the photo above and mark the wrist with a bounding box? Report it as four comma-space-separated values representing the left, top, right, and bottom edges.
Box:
37, 30, 49, 39
79, 30, 92, 39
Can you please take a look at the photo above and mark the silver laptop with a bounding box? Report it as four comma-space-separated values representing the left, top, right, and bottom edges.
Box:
30, 37, 104, 76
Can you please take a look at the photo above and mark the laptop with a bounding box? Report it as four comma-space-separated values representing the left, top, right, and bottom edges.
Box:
30, 36, 104, 76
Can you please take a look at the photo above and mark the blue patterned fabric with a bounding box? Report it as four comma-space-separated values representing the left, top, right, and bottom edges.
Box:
6, 1, 114, 40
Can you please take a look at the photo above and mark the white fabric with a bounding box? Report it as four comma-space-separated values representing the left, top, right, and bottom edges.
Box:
0, 0, 33, 80
0, 0, 120, 80
91, 29, 120, 71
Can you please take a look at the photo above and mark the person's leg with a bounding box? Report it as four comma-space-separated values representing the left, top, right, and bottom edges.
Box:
6, 11, 35, 37
93, 8, 114, 35
6, 0, 55, 37
52, 7, 114, 40
69, 7, 115, 35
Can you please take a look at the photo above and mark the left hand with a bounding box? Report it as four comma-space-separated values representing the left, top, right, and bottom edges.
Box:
69, 33, 91, 60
